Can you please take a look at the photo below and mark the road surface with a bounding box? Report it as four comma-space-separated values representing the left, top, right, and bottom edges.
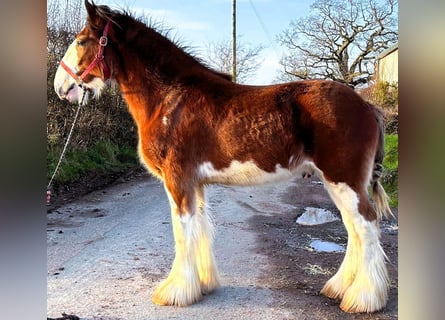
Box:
47, 173, 398, 320
47, 174, 299, 320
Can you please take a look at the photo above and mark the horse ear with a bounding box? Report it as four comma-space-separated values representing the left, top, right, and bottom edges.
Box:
85, 0, 99, 25
85, 0, 103, 29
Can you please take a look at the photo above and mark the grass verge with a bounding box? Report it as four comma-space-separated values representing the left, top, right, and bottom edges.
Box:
47, 139, 138, 189
382, 134, 398, 207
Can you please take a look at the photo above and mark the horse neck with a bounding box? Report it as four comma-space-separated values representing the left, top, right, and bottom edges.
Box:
111, 24, 218, 122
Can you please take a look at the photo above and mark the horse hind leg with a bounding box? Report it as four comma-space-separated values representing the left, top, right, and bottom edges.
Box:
320, 181, 360, 300
339, 191, 389, 313
320, 180, 389, 313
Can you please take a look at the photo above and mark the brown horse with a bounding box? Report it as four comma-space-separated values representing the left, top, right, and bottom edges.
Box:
54, 1, 393, 313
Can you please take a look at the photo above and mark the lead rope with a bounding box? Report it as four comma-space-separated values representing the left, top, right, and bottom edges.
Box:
46, 88, 89, 205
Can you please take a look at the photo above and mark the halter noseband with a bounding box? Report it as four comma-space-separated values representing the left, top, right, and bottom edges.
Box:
60, 20, 111, 86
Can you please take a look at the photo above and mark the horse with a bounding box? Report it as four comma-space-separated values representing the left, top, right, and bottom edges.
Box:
53, 1, 393, 313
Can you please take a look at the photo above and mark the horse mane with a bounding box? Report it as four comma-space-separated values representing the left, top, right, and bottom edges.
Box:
87, 2, 232, 83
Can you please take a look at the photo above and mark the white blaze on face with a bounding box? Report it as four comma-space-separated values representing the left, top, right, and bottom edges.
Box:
53, 40, 106, 105
54, 41, 82, 103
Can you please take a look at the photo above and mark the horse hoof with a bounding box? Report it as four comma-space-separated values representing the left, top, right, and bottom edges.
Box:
152, 295, 172, 306
152, 278, 202, 307
339, 285, 387, 313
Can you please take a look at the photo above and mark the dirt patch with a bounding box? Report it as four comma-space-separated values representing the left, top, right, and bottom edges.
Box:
250, 178, 398, 319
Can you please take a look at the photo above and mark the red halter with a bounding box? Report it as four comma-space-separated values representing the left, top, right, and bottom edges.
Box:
60, 20, 111, 86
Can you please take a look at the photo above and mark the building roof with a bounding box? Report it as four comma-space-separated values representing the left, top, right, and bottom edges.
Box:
378, 43, 398, 59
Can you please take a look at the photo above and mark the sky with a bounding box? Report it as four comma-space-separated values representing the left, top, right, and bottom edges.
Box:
67, 0, 314, 84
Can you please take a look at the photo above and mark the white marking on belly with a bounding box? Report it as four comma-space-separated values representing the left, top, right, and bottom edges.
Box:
197, 160, 317, 186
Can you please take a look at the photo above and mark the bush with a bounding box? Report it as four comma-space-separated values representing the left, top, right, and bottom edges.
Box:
358, 81, 398, 134
373, 82, 398, 110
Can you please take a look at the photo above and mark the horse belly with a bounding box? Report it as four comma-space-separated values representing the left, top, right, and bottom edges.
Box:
197, 160, 314, 186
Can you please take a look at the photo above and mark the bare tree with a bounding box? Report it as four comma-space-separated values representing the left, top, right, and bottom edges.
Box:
205, 37, 265, 84
47, 0, 86, 63
277, 0, 398, 88
47, 0, 86, 33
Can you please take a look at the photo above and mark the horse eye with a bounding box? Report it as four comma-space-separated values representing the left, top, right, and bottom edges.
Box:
77, 40, 87, 47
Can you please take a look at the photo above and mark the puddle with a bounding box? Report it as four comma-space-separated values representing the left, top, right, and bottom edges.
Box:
310, 240, 345, 253
296, 207, 339, 225
296, 207, 344, 252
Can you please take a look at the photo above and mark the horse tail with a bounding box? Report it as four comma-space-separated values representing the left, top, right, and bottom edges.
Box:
371, 106, 394, 221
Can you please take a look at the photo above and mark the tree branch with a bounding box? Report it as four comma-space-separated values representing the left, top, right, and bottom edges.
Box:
278, 0, 398, 88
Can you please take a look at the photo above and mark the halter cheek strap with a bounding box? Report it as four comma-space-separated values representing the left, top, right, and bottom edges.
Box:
60, 20, 111, 86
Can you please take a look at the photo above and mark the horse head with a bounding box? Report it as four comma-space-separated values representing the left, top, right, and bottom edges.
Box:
54, 1, 114, 105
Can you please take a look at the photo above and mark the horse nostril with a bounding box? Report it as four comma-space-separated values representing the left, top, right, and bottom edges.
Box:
67, 83, 75, 94
59, 83, 76, 99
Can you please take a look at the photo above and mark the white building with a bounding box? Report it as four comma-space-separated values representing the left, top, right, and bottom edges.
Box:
376, 43, 398, 85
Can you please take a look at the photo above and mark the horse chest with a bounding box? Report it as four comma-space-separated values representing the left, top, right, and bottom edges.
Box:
136, 121, 172, 177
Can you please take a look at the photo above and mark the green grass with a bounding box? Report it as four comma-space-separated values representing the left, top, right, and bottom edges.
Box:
47, 139, 138, 187
382, 134, 398, 207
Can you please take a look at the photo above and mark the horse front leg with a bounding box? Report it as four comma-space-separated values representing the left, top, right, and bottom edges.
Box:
152, 182, 219, 306
152, 184, 202, 306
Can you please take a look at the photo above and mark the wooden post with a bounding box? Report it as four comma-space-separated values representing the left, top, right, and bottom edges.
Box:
232, 0, 237, 83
